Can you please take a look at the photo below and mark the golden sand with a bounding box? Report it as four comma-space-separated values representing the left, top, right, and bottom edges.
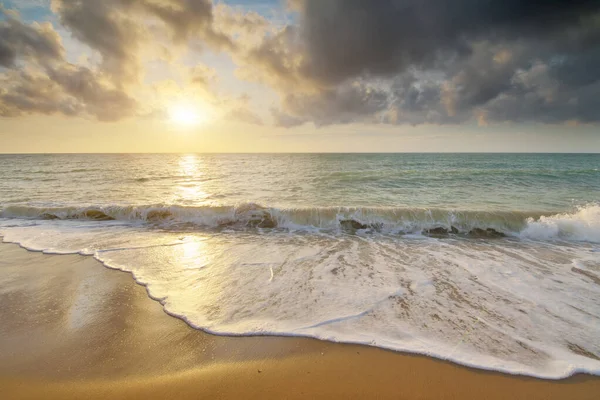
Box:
0, 242, 598, 399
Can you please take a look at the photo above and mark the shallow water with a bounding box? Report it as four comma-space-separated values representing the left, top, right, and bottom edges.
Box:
1, 153, 599, 378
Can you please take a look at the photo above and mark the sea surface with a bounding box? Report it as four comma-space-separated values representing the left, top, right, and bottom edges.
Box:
0, 153, 599, 378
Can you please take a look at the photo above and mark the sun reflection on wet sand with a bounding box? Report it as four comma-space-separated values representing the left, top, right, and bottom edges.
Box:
180, 239, 210, 270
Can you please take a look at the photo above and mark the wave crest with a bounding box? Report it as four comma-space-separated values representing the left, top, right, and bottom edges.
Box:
520, 204, 600, 242
1, 203, 599, 242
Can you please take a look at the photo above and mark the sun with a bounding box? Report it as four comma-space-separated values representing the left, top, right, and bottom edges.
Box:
168, 103, 207, 127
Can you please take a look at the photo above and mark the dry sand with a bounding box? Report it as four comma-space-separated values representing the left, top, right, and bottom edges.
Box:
0, 241, 598, 399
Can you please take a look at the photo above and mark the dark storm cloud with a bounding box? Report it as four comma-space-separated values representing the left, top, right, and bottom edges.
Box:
481, 63, 600, 124
385, 73, 457, 125
295, 0, 600, 85
551, 47, 600, 88
257, 0, 600, 126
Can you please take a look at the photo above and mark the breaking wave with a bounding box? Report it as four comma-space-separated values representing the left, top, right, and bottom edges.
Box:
1, 203, 599, 242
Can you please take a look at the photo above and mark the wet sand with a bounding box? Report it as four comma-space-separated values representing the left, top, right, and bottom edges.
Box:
0, 241, 599, 399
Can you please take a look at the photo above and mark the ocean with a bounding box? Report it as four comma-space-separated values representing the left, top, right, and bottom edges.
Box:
0, 153, 599, 378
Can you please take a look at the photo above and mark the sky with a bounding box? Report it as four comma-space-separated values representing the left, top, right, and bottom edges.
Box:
0, 0, 599, 153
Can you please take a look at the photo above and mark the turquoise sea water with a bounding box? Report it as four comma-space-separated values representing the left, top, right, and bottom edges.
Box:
1, 153, 598, 211
0, 153, 599, 378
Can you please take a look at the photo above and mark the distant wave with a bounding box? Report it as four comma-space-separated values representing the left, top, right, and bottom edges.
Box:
132, 174, 193, 183
2, 203, 599, 242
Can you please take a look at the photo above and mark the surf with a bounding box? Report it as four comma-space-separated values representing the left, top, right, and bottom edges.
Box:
1, 203, 599, 243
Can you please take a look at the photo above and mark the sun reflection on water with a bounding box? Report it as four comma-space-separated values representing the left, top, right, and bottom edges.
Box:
173, 154, 209, 204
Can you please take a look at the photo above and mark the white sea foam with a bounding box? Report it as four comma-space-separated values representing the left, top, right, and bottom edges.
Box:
1, 215, 599, 379
521, 204, 600, 242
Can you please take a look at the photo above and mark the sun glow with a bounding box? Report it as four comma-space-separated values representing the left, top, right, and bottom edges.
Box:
168, 103, 207, 126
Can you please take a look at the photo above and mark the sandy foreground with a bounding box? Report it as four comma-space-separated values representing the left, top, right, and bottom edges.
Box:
0, 241, 598, 399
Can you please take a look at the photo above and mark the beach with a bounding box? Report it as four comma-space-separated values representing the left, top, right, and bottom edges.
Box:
1, 153, 599, 397
3, 0, 600, 394
1, 242, 599, 400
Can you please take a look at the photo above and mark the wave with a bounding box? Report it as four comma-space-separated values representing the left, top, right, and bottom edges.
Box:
521, 205, 600, 242
1, 204, 599, 379
2, 203, 599, 242
133, 174, 192, 183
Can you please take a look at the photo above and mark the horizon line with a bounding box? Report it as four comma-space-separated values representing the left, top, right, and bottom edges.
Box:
1, 152, 599, 155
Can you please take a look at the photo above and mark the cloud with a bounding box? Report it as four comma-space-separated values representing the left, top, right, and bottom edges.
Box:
0, 10, 64, 67
48, 0, 260, 87
50, 0, 144, 84
138, 0, 233, 49
0, 69, 81, 117
243, 0, 600, 126
386, 72, 459, 125
289, 0, 600, 86
1, 0, 255, 122
47, 64, 137, 121
272, 81, 389, 127
225, 107, 263, 125
0, 65, 137, 121
271, 106, 306, 128
481, 62, 600, 124
0, 8, 136, 121
188, 64, 218, 88
3, 0, 600, 126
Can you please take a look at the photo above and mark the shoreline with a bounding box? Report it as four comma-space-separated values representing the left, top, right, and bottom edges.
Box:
1, 241, 599, 399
